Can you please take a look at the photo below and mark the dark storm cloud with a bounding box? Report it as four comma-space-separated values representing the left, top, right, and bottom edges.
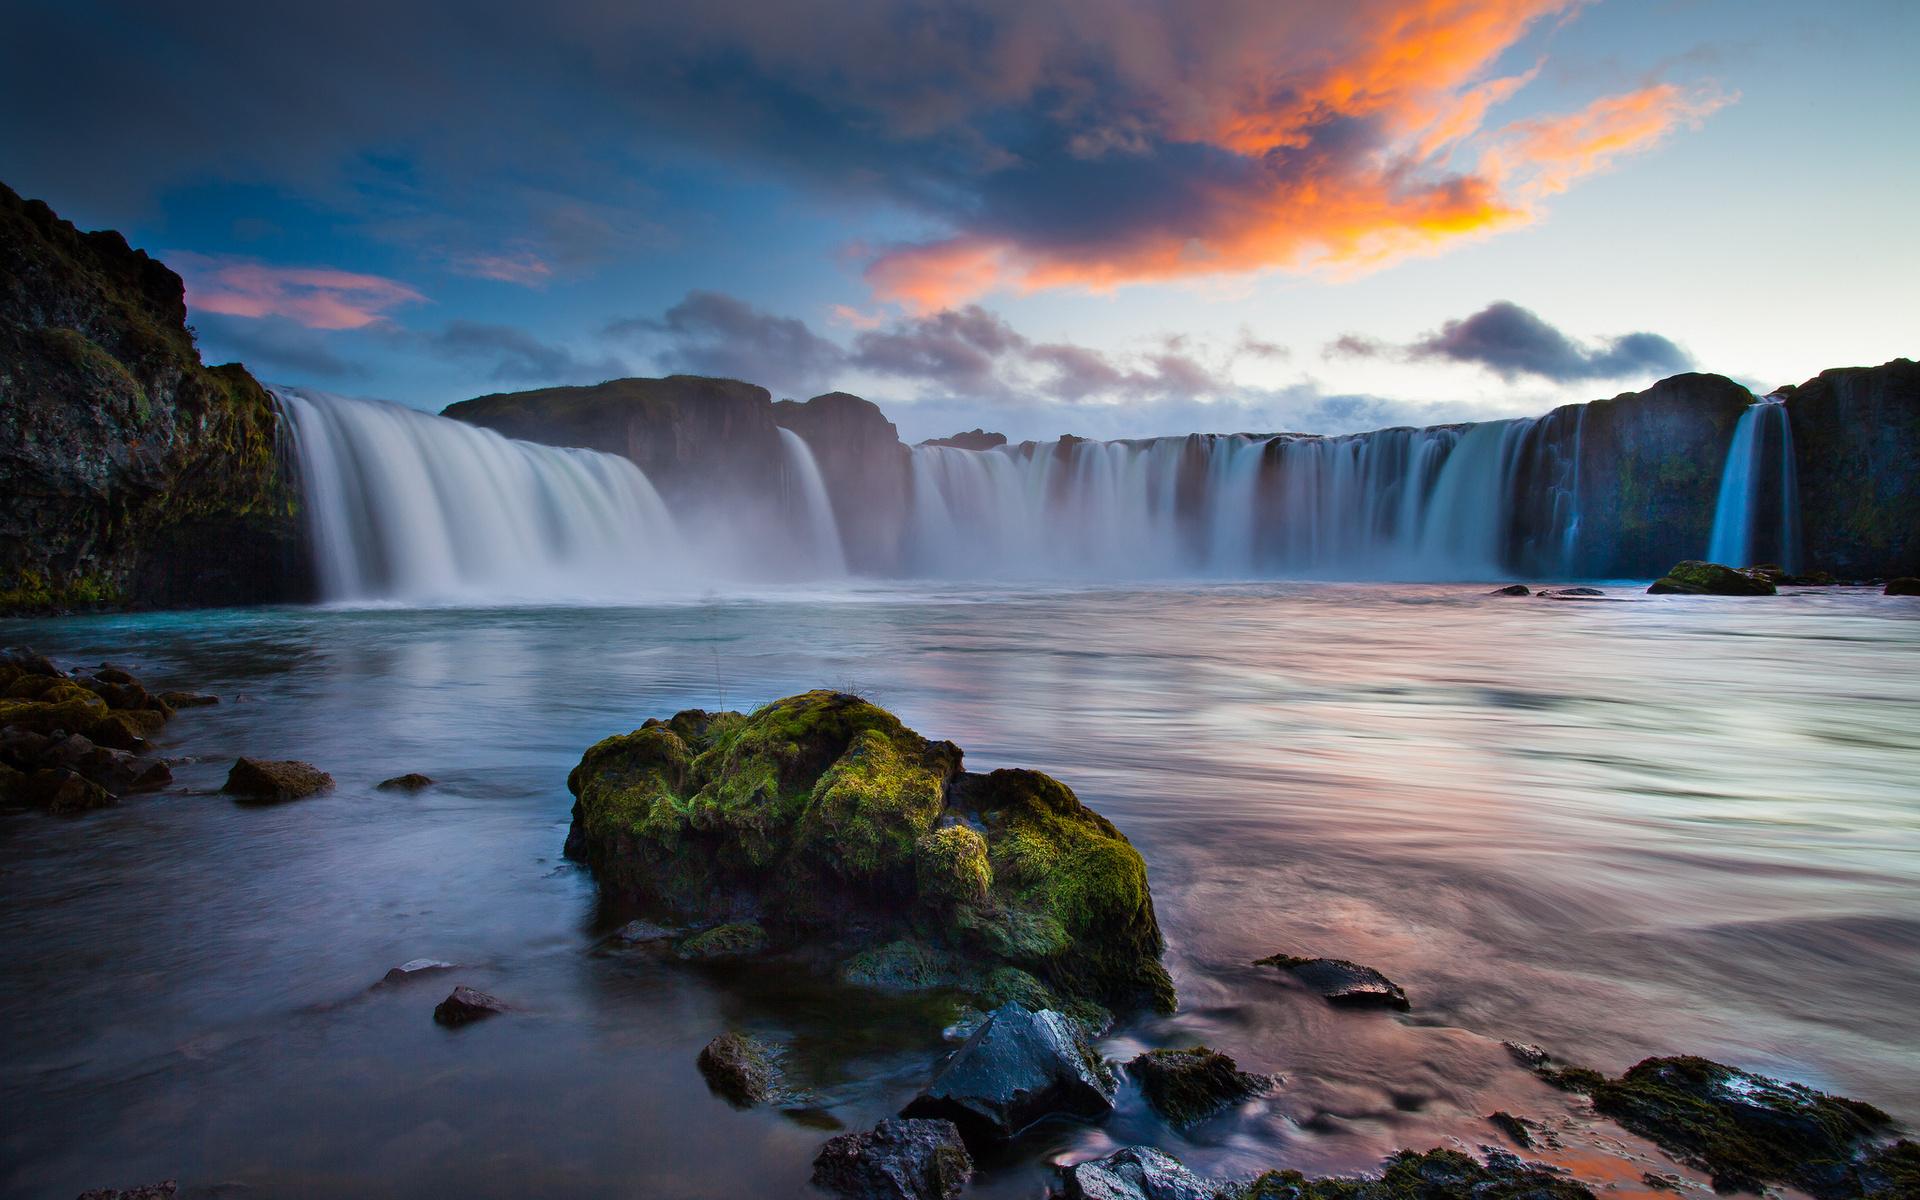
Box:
1409, 301, 1693, 382
606, 290, 847, 390
427, 321, 628, 383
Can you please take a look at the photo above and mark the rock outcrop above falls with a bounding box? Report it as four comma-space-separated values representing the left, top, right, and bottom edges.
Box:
1785, 358, 1920, 579
0, 182, 309, 613
774, 391, 912, 572
563, 690, 1175, 1016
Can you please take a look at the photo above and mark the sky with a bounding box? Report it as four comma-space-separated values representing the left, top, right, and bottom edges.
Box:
5, 0, 1916, 443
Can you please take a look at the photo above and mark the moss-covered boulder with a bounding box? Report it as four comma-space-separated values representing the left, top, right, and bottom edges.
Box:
565, 690, 1174, 1016
1647, 560, 1776, 595
697, 1031, 783, 1107
1234, 1148, 1597, 1200
0, 650, 185, 811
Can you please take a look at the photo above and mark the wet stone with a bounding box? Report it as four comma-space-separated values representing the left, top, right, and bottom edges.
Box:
811, 1118, 972, 1200
1254, 953, 1410, 1010
432, 986, 508, 1026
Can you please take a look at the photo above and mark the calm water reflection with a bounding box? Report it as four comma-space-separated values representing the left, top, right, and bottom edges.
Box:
2, 584, 1916, 1197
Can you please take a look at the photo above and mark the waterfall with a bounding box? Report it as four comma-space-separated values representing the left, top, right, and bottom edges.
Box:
278, 388, 689, 602
1707, 398, 1802, 570
905, 421, 1583, 581
776, 428, 849, 577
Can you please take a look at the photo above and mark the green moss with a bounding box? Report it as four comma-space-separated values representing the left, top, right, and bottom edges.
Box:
1647, 560, 1776, 596
1235, 1148, 1596, 1200
566, 691, 1175, 1016
0, 569, 123, 615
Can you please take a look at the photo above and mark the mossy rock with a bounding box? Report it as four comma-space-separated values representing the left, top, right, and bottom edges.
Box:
1235, 1148, 1597, 1199
1127, 1046, 1272, 1127
676, 922, 768, 960
566, 690, 1174, 1015
696, 1031, 782, 1107
1647, 560, 1776, 595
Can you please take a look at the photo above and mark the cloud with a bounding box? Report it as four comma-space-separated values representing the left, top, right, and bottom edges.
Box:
606, 290, 846, 391
427, 320, 627, 382
8, 2, 1731, 311
192, 313, 364, 379
449, 249, 554, 286
173, 253, 426, 330
1405, 301, 1693, 382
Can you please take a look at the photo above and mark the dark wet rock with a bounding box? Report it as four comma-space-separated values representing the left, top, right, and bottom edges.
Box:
811, 1117, 973, 1200
0, 185, 310, 614
902, 1003, 1115, 1140
1488, 584, 1531, 596
1786, 358, 1920, 579
93, 665, 137, 685
158, 690, 219, 708
432, 985, 508, 1026
1538, 586, 1606, 598
76, 1183, 177, 1200
24, 766, 115, 814
1127, 1047, 1271, 1127
376, 772, 435, 791
222, 757, 334, 802
1502, 1041, 1550, 1070
565, 691, 1174, 1016
1565, 1055, 1898, 1199
1647, 560, 1776, 596
1254, 954, 1410, 1011
1486, 1111, 1533, 1149
2, 648, 61, 677
1884, 577, 1920, 596
381, 959, 456, 984
1057, 1147, 1214, 1200
697, 1031, 782, 1107
921, 429, 1008, 452
675, 921, 768, 960
1237, 1148, 1596, 1200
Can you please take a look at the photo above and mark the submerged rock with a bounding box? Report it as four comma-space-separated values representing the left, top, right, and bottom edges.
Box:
564, 690, 1173, 1015
1485, 1111, 1534, 1149
1254, 954, 1410, 1011
158, 690, 219, 708
811, 1118, 973, 1200
381, 959, 456, 984
697, 1031, 783, 1107
432, 986, 507, 1026
1487, 584, 1531, 596
1646, 560, 1776, 595
1058, 1146, 1213, 1200
1885, 577, 1920, 596
1538, 586, 1606, 599
902, 1003, 1115, 1139
675, 922, 768, 960
1127, 1047, 1272, 1128
222, 757, 334, 802
1237, 1148, 1596, 1200
75, 1183, 177, 1200
1556, 1055, 1901, 1199
376, 772, 434, 791
611, 919, 678, 946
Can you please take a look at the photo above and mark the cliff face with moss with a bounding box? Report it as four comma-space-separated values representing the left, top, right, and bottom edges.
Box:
1786, 359, 1920, 578
0, 183, 309, 613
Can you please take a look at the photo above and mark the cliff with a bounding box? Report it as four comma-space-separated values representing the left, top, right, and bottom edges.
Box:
773, 392, 911, 573
1785, 359, 1920, 578
0, 183, 308, 613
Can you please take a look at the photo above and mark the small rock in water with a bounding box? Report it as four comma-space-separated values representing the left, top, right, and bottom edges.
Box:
1884, 577, 1920, 596
611, 919, 677, 945
1539, 586, 1607, 599
76, 1183, 177, 1200
811, 1118, 973, 1200
901, 1004, 1115, 1139
1503, 1041, 1551, 1069
432, 985, 508, 1026
223, 758, 334, 803
1057, 1146, 1214, 1200
376, 772, 435, 791
1488, 584, 1531, 596
1254, 953, 1410, 1010
26, 767, 116, 814
697, 1031, 782, 1107
1647, 560, 1776, 596
382, 959, 456, 984
158, 690, 219, 708
1487, 1110, 1534, 1148
1126, 1046, 1272, 1127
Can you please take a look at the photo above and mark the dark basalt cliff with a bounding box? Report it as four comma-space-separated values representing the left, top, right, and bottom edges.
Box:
773, 391, 911, 573
1786, 359, 1920, 578
0, 183, 309, 614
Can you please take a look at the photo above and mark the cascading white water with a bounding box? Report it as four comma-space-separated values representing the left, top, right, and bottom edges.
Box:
776, 427, 849, 577
1707, 398, 1801, 570
279, 388, 691, 602
906, 419, 1576, 581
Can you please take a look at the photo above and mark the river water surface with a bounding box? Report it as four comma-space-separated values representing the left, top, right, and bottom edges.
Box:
3, 584, 1917, 1197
